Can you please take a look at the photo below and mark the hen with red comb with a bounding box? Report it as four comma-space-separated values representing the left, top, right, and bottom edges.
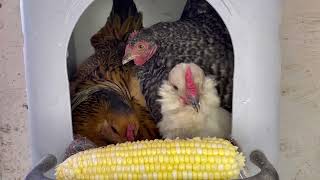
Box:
158, 63, 231, 139
122, 0, 233, 123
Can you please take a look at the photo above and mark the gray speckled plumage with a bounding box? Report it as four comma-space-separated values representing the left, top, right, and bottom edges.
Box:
129, 0, 234, 122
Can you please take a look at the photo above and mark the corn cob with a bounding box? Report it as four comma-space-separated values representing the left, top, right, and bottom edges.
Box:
56, 137, 245, 180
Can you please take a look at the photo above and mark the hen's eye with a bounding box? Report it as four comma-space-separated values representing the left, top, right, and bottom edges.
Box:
173, 85, 178, 90
138, 44, 144, 49
111, 126, 119, 135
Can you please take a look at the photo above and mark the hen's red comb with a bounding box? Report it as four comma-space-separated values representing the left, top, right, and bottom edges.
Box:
129, 30, 139, 40
126, 124, 135, 141
185, 66, 197, 97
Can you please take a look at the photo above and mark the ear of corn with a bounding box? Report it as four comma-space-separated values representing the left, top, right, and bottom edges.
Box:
56, 137, 245, 180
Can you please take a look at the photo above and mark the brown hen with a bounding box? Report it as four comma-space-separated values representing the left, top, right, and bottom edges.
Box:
69, 0, 159, 149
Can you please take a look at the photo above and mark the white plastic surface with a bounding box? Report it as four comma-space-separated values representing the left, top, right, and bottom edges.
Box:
20, 0, 281, 177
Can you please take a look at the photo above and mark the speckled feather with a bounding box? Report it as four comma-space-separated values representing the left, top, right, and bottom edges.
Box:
129, 0, 234, 122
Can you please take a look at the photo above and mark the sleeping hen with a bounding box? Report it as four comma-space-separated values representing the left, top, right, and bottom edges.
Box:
69, 0, 159, 150
72, 73, 159, 146
158, 63, 231, 139
122, 0, 233, 123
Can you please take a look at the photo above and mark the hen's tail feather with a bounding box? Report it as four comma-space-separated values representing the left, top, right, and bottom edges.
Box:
91, 0, 143, 50
111, 0, 138, 23
71, 0, 142, 89
180, 0, 216, 20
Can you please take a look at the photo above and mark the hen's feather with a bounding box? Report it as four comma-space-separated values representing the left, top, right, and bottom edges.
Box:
90, 0, 143, 51
69, 0, 143, 93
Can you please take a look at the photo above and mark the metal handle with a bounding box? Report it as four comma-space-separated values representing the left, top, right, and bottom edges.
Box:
25, 154, 57, 180
25, 150, 278, 180
242, 150, 279, 180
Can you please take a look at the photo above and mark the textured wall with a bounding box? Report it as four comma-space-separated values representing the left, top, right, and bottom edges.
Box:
1, 0, 320, 179
0, 0, 31, 179
280, 0, 320, 179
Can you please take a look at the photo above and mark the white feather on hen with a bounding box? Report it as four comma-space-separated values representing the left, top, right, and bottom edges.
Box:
157, 63, 231, 139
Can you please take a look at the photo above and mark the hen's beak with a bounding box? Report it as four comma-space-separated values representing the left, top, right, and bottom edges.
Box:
122, 54, 134, 65
190, 96, 200, 112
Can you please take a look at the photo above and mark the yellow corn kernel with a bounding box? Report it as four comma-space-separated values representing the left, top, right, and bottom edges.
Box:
56, 137, 245, 180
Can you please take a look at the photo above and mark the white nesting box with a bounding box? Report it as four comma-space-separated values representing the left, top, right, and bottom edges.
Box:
21, 0, 281, 177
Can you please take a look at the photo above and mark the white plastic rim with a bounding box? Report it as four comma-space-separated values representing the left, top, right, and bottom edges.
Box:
20, 0, 281, 177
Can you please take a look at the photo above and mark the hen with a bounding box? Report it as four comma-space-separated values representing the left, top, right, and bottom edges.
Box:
158, 63, 231, 139
122, 0, 234, 123
70, 0, 159, 148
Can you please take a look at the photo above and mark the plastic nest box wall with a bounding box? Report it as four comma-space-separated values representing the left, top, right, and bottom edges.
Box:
20, 0, 281, 177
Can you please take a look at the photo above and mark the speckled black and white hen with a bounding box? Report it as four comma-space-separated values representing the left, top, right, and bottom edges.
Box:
122, 0, 234, 122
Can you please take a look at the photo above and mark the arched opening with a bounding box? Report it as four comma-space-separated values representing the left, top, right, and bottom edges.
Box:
67, 0, 234, 143
66, 0, 234, 148
66, 0, 236, 162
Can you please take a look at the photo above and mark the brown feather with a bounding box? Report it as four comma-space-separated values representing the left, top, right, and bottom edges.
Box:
120, 16, 133, 38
